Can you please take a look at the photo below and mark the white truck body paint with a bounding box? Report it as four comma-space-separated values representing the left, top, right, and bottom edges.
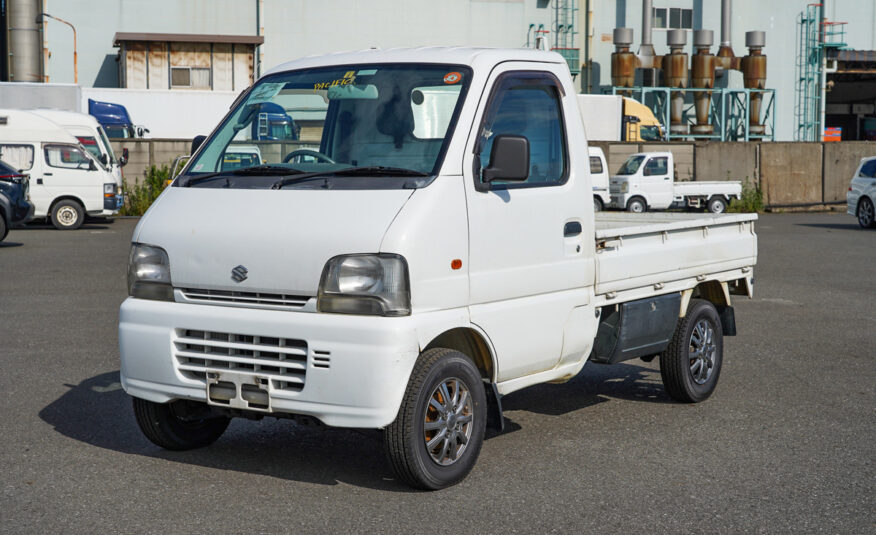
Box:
119, 47, 758, 429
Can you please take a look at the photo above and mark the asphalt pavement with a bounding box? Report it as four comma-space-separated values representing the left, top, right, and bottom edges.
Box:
0, 213, 873, 533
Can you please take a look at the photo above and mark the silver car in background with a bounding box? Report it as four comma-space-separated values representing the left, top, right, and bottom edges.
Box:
848, 156, 876, 229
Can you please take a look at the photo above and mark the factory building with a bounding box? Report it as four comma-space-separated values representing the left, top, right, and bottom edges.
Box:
2, 0, 876, 141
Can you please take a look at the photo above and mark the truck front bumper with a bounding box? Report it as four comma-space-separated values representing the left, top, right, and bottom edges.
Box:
609, 194, 629, 209
119, 297, 422, 428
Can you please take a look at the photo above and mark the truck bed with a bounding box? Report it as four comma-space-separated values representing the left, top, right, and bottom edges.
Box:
672, 181, 742, 197
593, 212, 757, 301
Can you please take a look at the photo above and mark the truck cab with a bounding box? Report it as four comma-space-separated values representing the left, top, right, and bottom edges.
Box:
88, 99, 149, 139
589, 146, 609, 211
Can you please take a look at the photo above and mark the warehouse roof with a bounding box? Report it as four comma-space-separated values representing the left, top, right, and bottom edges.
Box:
113, 33, 264, 46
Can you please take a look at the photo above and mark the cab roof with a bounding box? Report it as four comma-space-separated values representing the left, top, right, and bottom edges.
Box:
263, 47, 566, 78
29, 108, 102, 130
0, 109, 80, 144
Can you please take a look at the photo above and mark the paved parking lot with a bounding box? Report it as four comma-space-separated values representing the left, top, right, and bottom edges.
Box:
0, 213, 873, 533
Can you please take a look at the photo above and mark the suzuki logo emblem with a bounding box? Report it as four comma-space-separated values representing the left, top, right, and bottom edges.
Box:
231, 265, 248, 283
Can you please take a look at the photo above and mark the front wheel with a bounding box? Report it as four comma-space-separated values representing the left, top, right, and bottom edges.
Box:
857, 197, 876, 228
0, 214, 7, 242
708, 196, 728, 214
133, 397, 230, 450
593, 197, 603, 212
659, 299, 723, 403
384, 348, 487, 490
50, 199, 84, 230
627, 197, 647, 213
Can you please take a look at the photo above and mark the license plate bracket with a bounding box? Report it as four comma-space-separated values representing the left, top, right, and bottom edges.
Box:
206, 371, 272, 412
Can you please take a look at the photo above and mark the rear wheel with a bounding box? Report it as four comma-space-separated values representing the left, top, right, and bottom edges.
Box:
0, 213, 7, 242
384, 348, 487, 490
708, 196, 728, 214
659, 299, 723, 403
627, 197, 646, 213
133, 397, 230, 450
857, 197, 876, 228
50, 199, 84, 230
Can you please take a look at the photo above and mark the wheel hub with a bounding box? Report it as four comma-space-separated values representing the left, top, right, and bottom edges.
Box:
423, 378, 473, 466
689, 319, 717, 385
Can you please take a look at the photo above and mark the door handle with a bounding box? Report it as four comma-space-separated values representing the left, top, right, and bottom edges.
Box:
564, 221, 582, 237
44, 172, 53, 176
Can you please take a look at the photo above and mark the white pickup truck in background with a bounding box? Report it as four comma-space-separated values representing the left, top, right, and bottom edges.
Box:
119, 48, 757, 490
589, 146, 610, 211
610, 151, 742, 213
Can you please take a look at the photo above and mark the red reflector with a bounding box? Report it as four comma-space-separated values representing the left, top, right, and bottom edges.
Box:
451, 259, 462, 270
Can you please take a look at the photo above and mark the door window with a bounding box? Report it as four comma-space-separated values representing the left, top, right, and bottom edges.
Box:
643, 156, 668, 176
44, 144, 93, 170
589, 156, 603, 174
0, 144, 35, 171
477, 73, 567, 187
859, 160, 876, 178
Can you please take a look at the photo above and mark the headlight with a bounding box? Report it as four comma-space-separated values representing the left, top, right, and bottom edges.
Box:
620, 181, 629, 193
127, 243, 173, 301
318, 254, 410, 316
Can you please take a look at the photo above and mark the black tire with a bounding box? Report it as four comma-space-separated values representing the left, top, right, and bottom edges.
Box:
593, 197, 603, 212
659, 299, 723, 403
50, 199, 84, 230
132, 397, 230, 451
0, 212, 7, 242
857, 197, 876, 229
708, 196, 728, 214
627, 197, 647, 213
384, 348, 487, 490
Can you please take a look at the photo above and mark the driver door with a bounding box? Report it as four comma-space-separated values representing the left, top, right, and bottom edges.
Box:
41, 144, 103, 212
641, 156, 673, 208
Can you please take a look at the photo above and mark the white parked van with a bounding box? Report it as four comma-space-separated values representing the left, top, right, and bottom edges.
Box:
30, 108, 127, 184
0, 109, 123, 229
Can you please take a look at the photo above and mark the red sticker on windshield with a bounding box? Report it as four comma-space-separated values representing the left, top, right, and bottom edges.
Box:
444, 72, 462, 84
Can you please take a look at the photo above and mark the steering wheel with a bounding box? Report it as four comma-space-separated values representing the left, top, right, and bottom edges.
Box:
282, 149, 336, 164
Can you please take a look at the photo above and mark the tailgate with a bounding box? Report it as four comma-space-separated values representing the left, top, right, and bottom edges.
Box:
593, 212, 757, 296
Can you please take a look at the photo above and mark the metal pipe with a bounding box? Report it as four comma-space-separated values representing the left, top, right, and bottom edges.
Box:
638, 0, 656, 67
641, 0, 653, 46
612, 28, 638, 92
721, 0, 731, 48
691, 30, 716, 135
8, 0, 42, 81
665, 30, 688, 135
38, 12, 77, 84
742, 31, 766, 135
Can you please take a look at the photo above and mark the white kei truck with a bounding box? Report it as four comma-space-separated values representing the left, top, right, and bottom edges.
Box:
119, 48, 758, 490
610, 152, 742, 214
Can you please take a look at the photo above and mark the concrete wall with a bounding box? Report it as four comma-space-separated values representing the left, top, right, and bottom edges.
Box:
760, 143, 823, 206
823, 142, 876, 203
694, 142, 759, 184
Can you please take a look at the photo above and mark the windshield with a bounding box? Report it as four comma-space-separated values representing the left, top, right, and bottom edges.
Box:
639, 125, 662, 141
97, 126, 116, 162
616, 155, 645, 175
184, 63, 472, 188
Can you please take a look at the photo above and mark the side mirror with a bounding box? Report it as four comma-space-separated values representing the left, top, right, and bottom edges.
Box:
191, 135, 207, 155
481, 135, 529, 185
89, 160, 97, 171
99, 153, 108, 166
118, 147, 129, 167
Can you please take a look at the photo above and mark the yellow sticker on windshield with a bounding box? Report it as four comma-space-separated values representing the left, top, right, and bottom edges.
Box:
314, 71, 356, 90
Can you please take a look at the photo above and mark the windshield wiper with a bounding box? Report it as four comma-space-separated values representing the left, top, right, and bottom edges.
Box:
270, 166, 429, 190
180, 165, 307, 187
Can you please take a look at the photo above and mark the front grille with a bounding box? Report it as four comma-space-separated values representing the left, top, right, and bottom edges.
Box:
180, 288, 310, 310
174, 329, 307, 392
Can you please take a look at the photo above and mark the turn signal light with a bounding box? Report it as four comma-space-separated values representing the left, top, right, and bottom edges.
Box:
451, 259, 462, 270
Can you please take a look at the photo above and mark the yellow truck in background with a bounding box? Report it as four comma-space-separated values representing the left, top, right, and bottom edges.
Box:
577, 94, 664, 142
